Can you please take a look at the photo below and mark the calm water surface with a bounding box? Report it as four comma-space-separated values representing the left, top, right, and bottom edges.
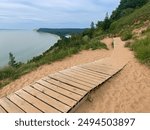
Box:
0, 30, 59, 67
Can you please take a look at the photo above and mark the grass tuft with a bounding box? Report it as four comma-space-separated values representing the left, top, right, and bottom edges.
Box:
121, 31, 133, 41
131, 36, 150, 66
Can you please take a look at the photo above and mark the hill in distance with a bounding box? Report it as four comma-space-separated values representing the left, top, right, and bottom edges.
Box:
37, 28, 86, 36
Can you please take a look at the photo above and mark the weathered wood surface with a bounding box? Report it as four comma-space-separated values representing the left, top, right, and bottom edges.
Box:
0, 37, 127, 113
0, 57, 125, 113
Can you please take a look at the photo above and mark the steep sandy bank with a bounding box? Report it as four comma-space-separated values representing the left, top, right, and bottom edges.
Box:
0, 49, 112, 98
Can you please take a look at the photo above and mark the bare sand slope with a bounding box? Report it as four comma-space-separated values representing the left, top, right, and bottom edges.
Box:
76, 38, 150, 113
101, 37, 113, 50
0, 49, 111, 98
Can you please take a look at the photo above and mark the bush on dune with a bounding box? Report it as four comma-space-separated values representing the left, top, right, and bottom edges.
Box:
131, 36, 150, 66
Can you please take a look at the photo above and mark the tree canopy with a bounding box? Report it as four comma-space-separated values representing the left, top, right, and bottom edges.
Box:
111, 0, 149, 20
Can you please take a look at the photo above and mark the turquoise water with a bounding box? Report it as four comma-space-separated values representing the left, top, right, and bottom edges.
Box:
0, 30, 59, 67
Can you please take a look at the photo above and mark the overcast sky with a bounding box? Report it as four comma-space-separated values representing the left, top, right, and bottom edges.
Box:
0, 0, 120, 29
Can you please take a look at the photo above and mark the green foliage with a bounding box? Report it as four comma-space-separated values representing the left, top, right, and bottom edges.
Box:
111, 0, 149, 21
0, 67, 15, 80
82, 28, 94, 38
82, 35, 90, 42
90, 22, 95, 29
121, 31, 133, 41
102, 13, 111, 31
8, 52, 16, 67
37, 28, 85, 36
88, 38, 107, 50
0, 31, 107, 88
97, 13, 111, 31
109, 1, 150, 34
131, 37, 150, 66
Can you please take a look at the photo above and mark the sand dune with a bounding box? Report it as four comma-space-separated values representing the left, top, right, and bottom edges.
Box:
1, 37, 149, 113
0, 49, 112, 98
76, 38, 150, 113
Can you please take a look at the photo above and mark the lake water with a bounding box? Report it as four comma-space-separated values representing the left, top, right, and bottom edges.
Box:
0, 30, 59, 67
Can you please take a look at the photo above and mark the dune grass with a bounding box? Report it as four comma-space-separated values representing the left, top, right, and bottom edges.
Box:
131, 36, 150, 66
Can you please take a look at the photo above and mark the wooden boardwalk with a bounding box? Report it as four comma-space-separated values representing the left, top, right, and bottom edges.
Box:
0, 37, 129, 113
0, 57, 125, 113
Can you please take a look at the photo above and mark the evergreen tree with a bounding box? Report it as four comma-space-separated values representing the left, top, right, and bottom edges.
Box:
90, 21, 95, 29
8, 52, 16, 67
102, 12, 111, 31
111, 0, 149, 21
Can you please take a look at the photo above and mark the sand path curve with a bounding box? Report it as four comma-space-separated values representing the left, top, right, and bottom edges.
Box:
76, 37, 150, 113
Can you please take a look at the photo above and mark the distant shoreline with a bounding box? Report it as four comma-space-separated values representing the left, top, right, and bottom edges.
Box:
37, 28, 86, 36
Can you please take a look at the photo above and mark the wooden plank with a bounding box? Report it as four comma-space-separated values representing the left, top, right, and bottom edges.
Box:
7, 93, 42, 113
0, 105, 7, 113
0, 97, 24, 113
52, 73, 94, 88
43, 77, 86, 96
83, 65, 116, 75
87, 64, 116, 72
61, 69, 102, 83
85, 64, 114, 71
82, 64, 113, 72
59, 70, 99, 85
69, 68, 110, 85
67, 69, 106, 82
69, 68, 107, 80
15, 89, 60, 113
23, 86, 70, 112
49, 74, 91, 91
32, 83, 77, 107
80, 66, 112, 76
37, 80, 82, 101
72, 67, 110, 79
72, 66, 109, 78
91, 63, 114, 69
92, 65, 120, 75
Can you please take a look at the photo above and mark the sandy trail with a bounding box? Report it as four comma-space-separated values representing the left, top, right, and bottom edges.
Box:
0, 48, 112, 98
1, 37, 149, 113
76, 37, 150, 113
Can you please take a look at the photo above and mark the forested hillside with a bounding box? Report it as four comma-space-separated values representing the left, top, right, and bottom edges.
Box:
37, 28, 85, 36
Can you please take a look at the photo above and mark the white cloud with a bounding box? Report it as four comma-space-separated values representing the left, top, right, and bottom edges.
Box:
0, 0, 120, 28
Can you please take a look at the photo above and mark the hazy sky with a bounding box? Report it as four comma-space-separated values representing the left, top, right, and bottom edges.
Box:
0, 0, 120, 29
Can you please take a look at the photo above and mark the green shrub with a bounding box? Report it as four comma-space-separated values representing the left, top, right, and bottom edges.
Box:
82, 35, 90, 42
109, 2, 150, 34
131, 37, 150, 66
0, 67, 15, 80
88, 38, 107, 50
121, 31, 133, 41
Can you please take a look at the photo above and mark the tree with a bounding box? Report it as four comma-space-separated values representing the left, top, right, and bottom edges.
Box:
90, 21, 95, 29
102, 12, 111, 31
110, 0, 149, 21
96, 21, 103, 28
8, 52, 16, 67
